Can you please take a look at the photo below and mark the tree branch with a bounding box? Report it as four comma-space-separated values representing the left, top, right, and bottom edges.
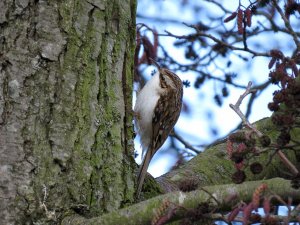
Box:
62, 178, 300, 225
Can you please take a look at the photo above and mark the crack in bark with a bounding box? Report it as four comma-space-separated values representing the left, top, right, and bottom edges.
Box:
122, 53, 128, 155
0, 73, 10, 125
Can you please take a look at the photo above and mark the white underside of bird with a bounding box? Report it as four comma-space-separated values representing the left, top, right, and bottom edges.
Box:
134, 71, 163, 159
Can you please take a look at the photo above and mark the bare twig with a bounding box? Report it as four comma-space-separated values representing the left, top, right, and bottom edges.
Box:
200, 187, 221, 205
137, 14, 190, 25
229, 81, 262, 135
277, 150, 299, 176
272, 0, 300, 51
235, 80, 272, 129
229, 82, 299, 176
204, 0, 231, 14
164, 25, 270, 58
170, 130, 202, 154
158, 44, 249, 89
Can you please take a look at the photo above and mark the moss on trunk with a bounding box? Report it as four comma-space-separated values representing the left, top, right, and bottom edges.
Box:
0, 0, 136, 224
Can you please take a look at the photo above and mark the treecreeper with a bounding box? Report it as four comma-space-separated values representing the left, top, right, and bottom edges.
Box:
134, 61, 183, 198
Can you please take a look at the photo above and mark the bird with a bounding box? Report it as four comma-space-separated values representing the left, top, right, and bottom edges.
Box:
134, 60, 183, 198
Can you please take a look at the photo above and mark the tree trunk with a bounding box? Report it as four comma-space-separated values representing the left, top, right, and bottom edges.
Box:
0, 0, 136, 224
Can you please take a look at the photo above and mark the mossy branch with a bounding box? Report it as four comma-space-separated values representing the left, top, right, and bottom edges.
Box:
155, 117, 299, 196
62, 178, 299, 225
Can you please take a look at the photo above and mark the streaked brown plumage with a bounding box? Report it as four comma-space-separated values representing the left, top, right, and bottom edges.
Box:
134, 62, 183, 198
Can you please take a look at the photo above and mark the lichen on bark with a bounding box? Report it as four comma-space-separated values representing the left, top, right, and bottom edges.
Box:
0, 0, 136, 224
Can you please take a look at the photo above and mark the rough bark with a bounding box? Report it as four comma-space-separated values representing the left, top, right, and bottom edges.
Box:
0, 0, 136, 224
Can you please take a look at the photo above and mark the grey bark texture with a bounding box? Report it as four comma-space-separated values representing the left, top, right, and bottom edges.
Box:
0, 0, 136, 224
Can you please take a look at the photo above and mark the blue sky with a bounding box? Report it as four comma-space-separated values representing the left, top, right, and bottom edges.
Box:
135, 0, 278, 177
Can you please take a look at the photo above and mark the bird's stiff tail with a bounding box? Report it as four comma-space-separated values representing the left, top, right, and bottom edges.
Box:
136, 149, 152, 198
